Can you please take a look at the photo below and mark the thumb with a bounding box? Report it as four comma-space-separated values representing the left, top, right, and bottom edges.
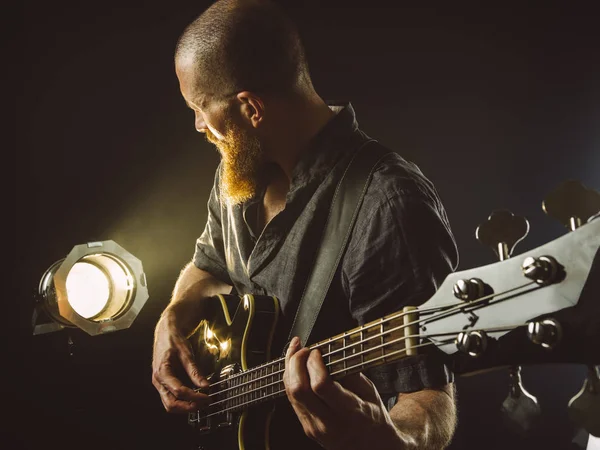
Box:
179, 341, 210, 388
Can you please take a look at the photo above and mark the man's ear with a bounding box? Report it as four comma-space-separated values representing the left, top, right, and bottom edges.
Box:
236, 91, 264, 129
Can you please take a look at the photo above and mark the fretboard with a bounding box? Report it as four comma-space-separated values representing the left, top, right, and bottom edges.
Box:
203, 307, 419, 417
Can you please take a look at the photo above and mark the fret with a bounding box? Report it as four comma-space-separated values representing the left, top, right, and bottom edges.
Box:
342, 334, 347, 375
248, 371, 252, 405
328, 339, 332, 368
245, 371, 249, 406
237, 372, 247, 406
360, 326, 364, 367
231, 374, 237, 410
250, 370, 253, 404
267, 363, 272, 397
380, 318, 386, 364
279, 360, 284, 393
231, 376, 241, 407
259, 367, 264, 400
237, 374, 242, 408
249, 371, 253, 404
271, 362, 275, 397
237, 373, 242, 409
228, 376, 233, 412
257, 368, 260, 402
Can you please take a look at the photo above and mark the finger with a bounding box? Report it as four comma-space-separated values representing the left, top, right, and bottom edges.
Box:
156, 382, 202, 413
284, 339, 332, 421
285, 336, 301, 362
306, 349, 360, 412
155, 362, 209, 405
178, 340, 210, 388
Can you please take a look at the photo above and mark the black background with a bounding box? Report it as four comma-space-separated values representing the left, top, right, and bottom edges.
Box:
13, 2, 599, 449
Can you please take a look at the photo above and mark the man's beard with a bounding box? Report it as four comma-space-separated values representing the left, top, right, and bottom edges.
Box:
205, 122, 264, 206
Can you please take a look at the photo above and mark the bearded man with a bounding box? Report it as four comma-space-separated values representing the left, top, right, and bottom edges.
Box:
152, 1, 459, 449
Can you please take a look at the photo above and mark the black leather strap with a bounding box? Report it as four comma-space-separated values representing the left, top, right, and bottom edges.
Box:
288, 140, 393, 347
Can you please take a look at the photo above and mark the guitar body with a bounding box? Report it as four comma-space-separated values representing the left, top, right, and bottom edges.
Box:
187, 294, 280, 450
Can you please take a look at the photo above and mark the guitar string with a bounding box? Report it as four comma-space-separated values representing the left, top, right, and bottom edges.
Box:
201, 280, 538, 402
203, 279, 535, 394
203, 279, 537, 398
318, 280, 535, 361
202, 323, 523, 412
195, 336, 457, 420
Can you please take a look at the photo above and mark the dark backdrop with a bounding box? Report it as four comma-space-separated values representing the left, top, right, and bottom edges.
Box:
13, 2, 599, 449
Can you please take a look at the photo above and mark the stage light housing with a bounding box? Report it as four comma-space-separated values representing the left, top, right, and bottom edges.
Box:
33, 240, 149, 336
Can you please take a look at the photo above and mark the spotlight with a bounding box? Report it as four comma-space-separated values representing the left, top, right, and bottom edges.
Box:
33, 240, 149, 336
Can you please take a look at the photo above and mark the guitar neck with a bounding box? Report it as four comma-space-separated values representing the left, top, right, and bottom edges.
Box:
206, 307, 422, 415
313, 305, 421, 379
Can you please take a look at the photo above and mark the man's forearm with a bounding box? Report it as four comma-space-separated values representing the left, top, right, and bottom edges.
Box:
160, 262, 232, 334
389, 384, 457, 450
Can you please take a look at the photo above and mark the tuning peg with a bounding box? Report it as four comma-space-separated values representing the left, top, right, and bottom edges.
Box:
522, 255, 560, 285
568, 365, 600, 437
527, 318, 562, 349
456, 330, 487, 357
501, 366, 541, 435
476, 210, 530, 260
543, 180, 600, 231
452, 278, 485, 301
476, 210, 536, 433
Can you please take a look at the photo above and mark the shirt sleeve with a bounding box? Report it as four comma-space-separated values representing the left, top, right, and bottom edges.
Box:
341, 162, 458, 397
193, 166, 233, 286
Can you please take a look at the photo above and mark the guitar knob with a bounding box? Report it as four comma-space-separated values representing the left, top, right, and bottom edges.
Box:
501, 365, 541, 435
568, 365, 600, 437
456, 330, 488, 357
527, 318, 562, 349
522, 255, 559, 285
453, 278, 485, 301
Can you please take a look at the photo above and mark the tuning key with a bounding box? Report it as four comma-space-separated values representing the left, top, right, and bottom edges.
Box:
527, 318, 562, 349
456, 330, 488, 357
501, 366, 541, 435
568, 365, 600, 437
476, 210, 530, 260
522, 255, 559, 285
453, 278, 485, 301
543, 180, 600, 230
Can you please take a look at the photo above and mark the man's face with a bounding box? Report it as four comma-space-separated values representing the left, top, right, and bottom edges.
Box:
176, 55, 265, 205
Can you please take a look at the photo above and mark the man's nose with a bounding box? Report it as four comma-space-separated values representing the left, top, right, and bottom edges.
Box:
195, 112, 207, 133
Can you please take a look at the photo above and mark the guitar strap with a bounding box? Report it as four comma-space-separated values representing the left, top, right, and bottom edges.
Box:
287, 139, 393, 347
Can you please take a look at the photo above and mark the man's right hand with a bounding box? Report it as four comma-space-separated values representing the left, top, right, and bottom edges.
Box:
151, 309, 211, 413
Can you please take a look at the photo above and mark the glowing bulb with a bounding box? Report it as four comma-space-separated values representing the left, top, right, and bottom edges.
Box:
65, 262, 110, 318
206, 327, 214, 339
220, 340, 229, 351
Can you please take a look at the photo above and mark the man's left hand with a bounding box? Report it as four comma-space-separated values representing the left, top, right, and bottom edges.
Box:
283, 336, 403, 450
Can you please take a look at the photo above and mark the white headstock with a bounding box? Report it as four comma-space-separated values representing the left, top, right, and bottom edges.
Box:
419, 218, 599, 355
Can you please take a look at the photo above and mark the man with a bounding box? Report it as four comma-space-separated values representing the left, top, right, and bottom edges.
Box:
152, 0, 459, 449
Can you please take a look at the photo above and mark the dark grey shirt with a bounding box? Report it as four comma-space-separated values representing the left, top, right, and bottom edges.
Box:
194, 103, 458, 448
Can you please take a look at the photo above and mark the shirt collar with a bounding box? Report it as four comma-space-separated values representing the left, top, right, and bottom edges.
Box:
288, 101, 360, 195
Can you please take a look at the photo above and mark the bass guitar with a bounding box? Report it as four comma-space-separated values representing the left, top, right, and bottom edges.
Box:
186, 181, 600, 449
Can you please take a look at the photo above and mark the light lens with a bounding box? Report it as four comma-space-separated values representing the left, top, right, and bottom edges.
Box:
66, 262, 110, 318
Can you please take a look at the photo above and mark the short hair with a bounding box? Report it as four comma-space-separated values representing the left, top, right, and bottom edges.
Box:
175, 0, 311, 97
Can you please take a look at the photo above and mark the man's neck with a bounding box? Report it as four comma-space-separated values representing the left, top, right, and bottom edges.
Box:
263, 94, 337, 184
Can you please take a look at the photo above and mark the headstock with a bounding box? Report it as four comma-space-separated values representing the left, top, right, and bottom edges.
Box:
417, 180, 599, 435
